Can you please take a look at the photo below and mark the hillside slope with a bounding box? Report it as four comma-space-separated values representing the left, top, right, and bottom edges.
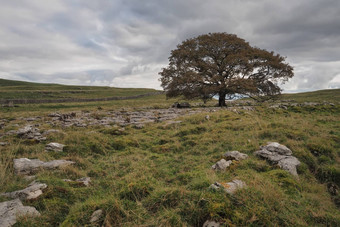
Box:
0, 78, 158, 100
0, 86, 339, 226
281, 89, 340, 103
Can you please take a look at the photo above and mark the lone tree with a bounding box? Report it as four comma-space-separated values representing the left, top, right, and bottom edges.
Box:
159, 33, 294, 106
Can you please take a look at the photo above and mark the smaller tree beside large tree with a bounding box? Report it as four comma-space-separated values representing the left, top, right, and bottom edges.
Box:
159, 33, 294, 106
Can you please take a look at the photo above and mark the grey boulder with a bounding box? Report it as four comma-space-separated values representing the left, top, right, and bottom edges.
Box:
254, 142, 300, 176
224, 151, 248, 161
90, 209, 103, 224
16, 125, 46, 142
0, 199, 40, 227
202, 220, 220, 227
14, 158, 75, 175
0, 142, 9, 146
45, 142, 65, 152
1, 181, 47, 200
210, 180, 246, 194
76, 177, 91, 187
211, 159, 232, 171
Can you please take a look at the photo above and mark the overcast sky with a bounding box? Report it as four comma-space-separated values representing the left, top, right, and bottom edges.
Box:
1, 0, 340, 92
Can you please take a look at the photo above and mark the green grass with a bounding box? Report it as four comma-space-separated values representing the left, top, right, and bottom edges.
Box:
0, 82, 339, 226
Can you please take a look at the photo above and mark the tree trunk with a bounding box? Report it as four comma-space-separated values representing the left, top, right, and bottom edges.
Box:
218, 92, 226, 107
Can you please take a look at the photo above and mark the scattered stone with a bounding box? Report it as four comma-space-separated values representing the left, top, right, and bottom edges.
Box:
254, 142, 300, 176
13, 158, 75, 175
224, 151, 248, 161
76, 177, 91, 187
171, 102, 191, 108
134, 124, 144, 129
203, 220, 220, 227
46, 108, 225, 128
0, 199, 40, 227
211, 159, 232, 171
1, 181, 47, 201
0, 142, 9, 146
48, 113, 61, 118
16, 125, 46, 142
210, 180, 246, 194
90, 209, 103, 224
45, 142, 65, 152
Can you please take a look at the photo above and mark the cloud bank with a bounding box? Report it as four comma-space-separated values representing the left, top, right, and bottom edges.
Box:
0, 0, 339, 92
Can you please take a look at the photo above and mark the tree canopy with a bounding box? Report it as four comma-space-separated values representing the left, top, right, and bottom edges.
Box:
159, 33, 294, 106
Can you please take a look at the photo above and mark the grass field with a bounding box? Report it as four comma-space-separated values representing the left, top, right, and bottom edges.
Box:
281, 89, 340, 103
0, 80, 339, 226
0, 78, 157, 100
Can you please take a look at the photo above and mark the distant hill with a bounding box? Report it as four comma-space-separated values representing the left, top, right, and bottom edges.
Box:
281, 89, 340, 103
0, 78, 159, 101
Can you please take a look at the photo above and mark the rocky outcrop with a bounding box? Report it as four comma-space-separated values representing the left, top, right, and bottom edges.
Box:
211, 159, 232, 171
14, 158, 75, 175
1, 181, 47, 201
0, 199, 40, 227
224, 151, 248, 161
210, 180, 246, 194
16, 125, 46, 142
254, 142, 300, 176
45, 143, 65, 152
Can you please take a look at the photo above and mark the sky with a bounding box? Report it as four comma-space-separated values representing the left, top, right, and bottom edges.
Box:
0, 0, 340, 92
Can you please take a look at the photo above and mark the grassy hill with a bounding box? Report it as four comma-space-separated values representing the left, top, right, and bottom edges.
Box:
281, 89, 340, 103
0, 82, 339, 226
0, 78, 158, 100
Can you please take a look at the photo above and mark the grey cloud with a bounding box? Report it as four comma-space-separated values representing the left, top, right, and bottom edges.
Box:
0, 0, 339, 91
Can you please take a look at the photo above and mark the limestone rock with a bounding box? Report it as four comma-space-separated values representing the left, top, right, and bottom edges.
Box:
210, 180, 246, 194
63, 177, 91, 187
45, 142, 65, 152
0, 142, 9, 146
202, 220, 220, 227
16, 125, 46, 142
76, 177, 91, 187
0, 199, 40, 227
14, 158, 75, 175
254, 142, 300, 176
211, 159, 232, 171
261, 142, 292, 155
90, 209, 103, 224
171, 102, 191, 108
1, 181, 47, 200
224, 151, 248, 161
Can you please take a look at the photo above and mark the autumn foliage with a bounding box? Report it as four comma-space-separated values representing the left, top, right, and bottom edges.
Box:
159, 33, 294, 106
